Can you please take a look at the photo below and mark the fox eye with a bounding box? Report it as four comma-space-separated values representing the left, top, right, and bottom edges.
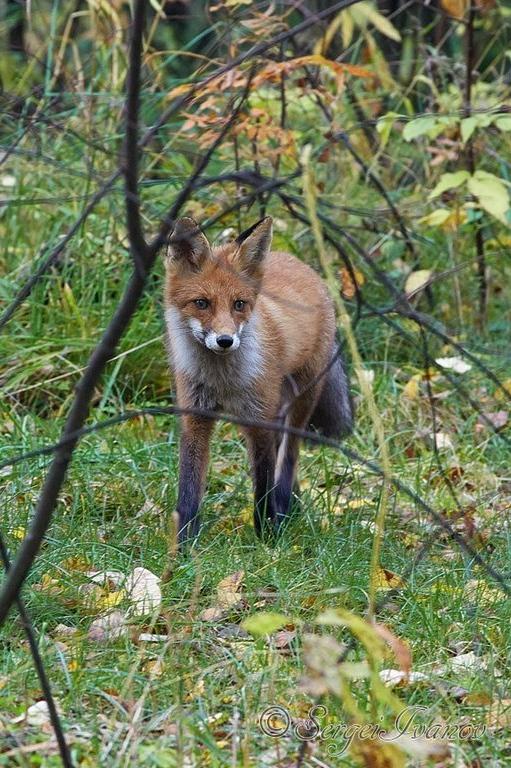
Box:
234, 299, 246, 312
194, 298, 209, 310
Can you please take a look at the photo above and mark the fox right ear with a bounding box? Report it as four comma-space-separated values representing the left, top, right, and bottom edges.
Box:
166, 217, 211, 270
234, 216, 273, 276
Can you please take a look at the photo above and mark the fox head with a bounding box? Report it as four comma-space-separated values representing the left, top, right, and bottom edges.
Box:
164, 216, 272, 355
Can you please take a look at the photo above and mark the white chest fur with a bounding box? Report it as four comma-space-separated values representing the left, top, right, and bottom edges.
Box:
165, 307, 264, 417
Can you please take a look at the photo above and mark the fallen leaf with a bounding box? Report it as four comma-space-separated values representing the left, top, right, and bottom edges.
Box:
383, 732, 450, 760
436, 651, 491, 675
85, 570, 126, 589
351, 735, 407, 767
242, 611, 289, 637
273, 628, 297, 653
440, 0, 467, 19
300, 634, 345, 697
199, 605, 226, 622
494, 378, 511, 401
379, 669, 428, 686
436, 356, 472, 374
340, 267, 365, 299
11, 700, 60, 731
88, 610, 128, 642
402, 374, 420, 400
486, 699, 511, 730
138, 633, 168, 643
477, 410, 508, 431
371, 566, 405, 591
52, 624, 78, 639
143, 658, 164, 678
125, 567, 162, 616
405, 269, 432, 297
216, 570, 245, 609
463, 579, 504, 606
374, 624, 411, 675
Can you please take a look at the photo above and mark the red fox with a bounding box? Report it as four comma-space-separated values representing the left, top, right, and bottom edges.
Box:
164, 216, 353, 543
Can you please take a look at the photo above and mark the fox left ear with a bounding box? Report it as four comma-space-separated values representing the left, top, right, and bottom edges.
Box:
234, 217, 272, 276
166, 217, 212, 270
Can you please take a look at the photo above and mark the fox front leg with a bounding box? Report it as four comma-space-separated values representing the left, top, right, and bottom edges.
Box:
176, 415, 214, 545
244, 427, 279, 538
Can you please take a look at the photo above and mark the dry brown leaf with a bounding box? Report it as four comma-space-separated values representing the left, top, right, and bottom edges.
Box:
300, 634, 345, 697
374, 624, 411, 675
486, 699, 511, 730
477, 410, 508, 431
340, 267, 365, 299
88, 610, 127, 642
351, 734, 407, 767
199, 570, 245, 622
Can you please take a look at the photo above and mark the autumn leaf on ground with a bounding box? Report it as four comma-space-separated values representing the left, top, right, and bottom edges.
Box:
11, 700, 61, 731
463, 579, 505, 606
300, 634, 345, 697
379, 668, 428, 686
371, 566, 405, 591
340, 267, 365, 299
435, 651, 500, 676
351, 734, 406, 768
436, 356, 472, 374
477, 410, 508, 432
242, 611, 289, 637
125, 567, 162, 617
88, 610, 128, 642
374, 624, 411, 675
486, 699, 511, 730
494, 378, 511, 401
199, 570, 245, 622
404, 269, 432, 297
402, 374, 421, 400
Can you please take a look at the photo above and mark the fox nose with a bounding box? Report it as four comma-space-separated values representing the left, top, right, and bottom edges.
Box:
216, 334, 234, 349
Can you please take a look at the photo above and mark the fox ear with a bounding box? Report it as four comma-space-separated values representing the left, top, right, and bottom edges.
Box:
167, 217, 211, 270
234, 217, 272, 275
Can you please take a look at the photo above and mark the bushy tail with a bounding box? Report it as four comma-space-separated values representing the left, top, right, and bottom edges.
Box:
308, 345, 354, 440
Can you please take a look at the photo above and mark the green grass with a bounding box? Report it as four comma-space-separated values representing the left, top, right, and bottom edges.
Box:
1, 295, 510, 766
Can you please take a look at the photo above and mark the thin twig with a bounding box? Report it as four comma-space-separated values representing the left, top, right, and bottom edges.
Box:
0, 534, 74, 768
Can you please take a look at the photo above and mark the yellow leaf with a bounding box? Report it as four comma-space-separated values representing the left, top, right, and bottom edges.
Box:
371, 566, 405, 591
467, 170, 510, 225
495, 378, 511, 401
463, 579, 504, 606
404, 269, 432, 297
346, 498, 373, 510
418, 209, 451, 228
340, 267, 365, 299
441, 0, 467, 19
355, 2, 401, 42
96, 589, 126, 611
402, 374, 420, 400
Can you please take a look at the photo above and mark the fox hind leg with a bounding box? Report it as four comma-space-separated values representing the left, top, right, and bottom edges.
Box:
274, 391, 318, 528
